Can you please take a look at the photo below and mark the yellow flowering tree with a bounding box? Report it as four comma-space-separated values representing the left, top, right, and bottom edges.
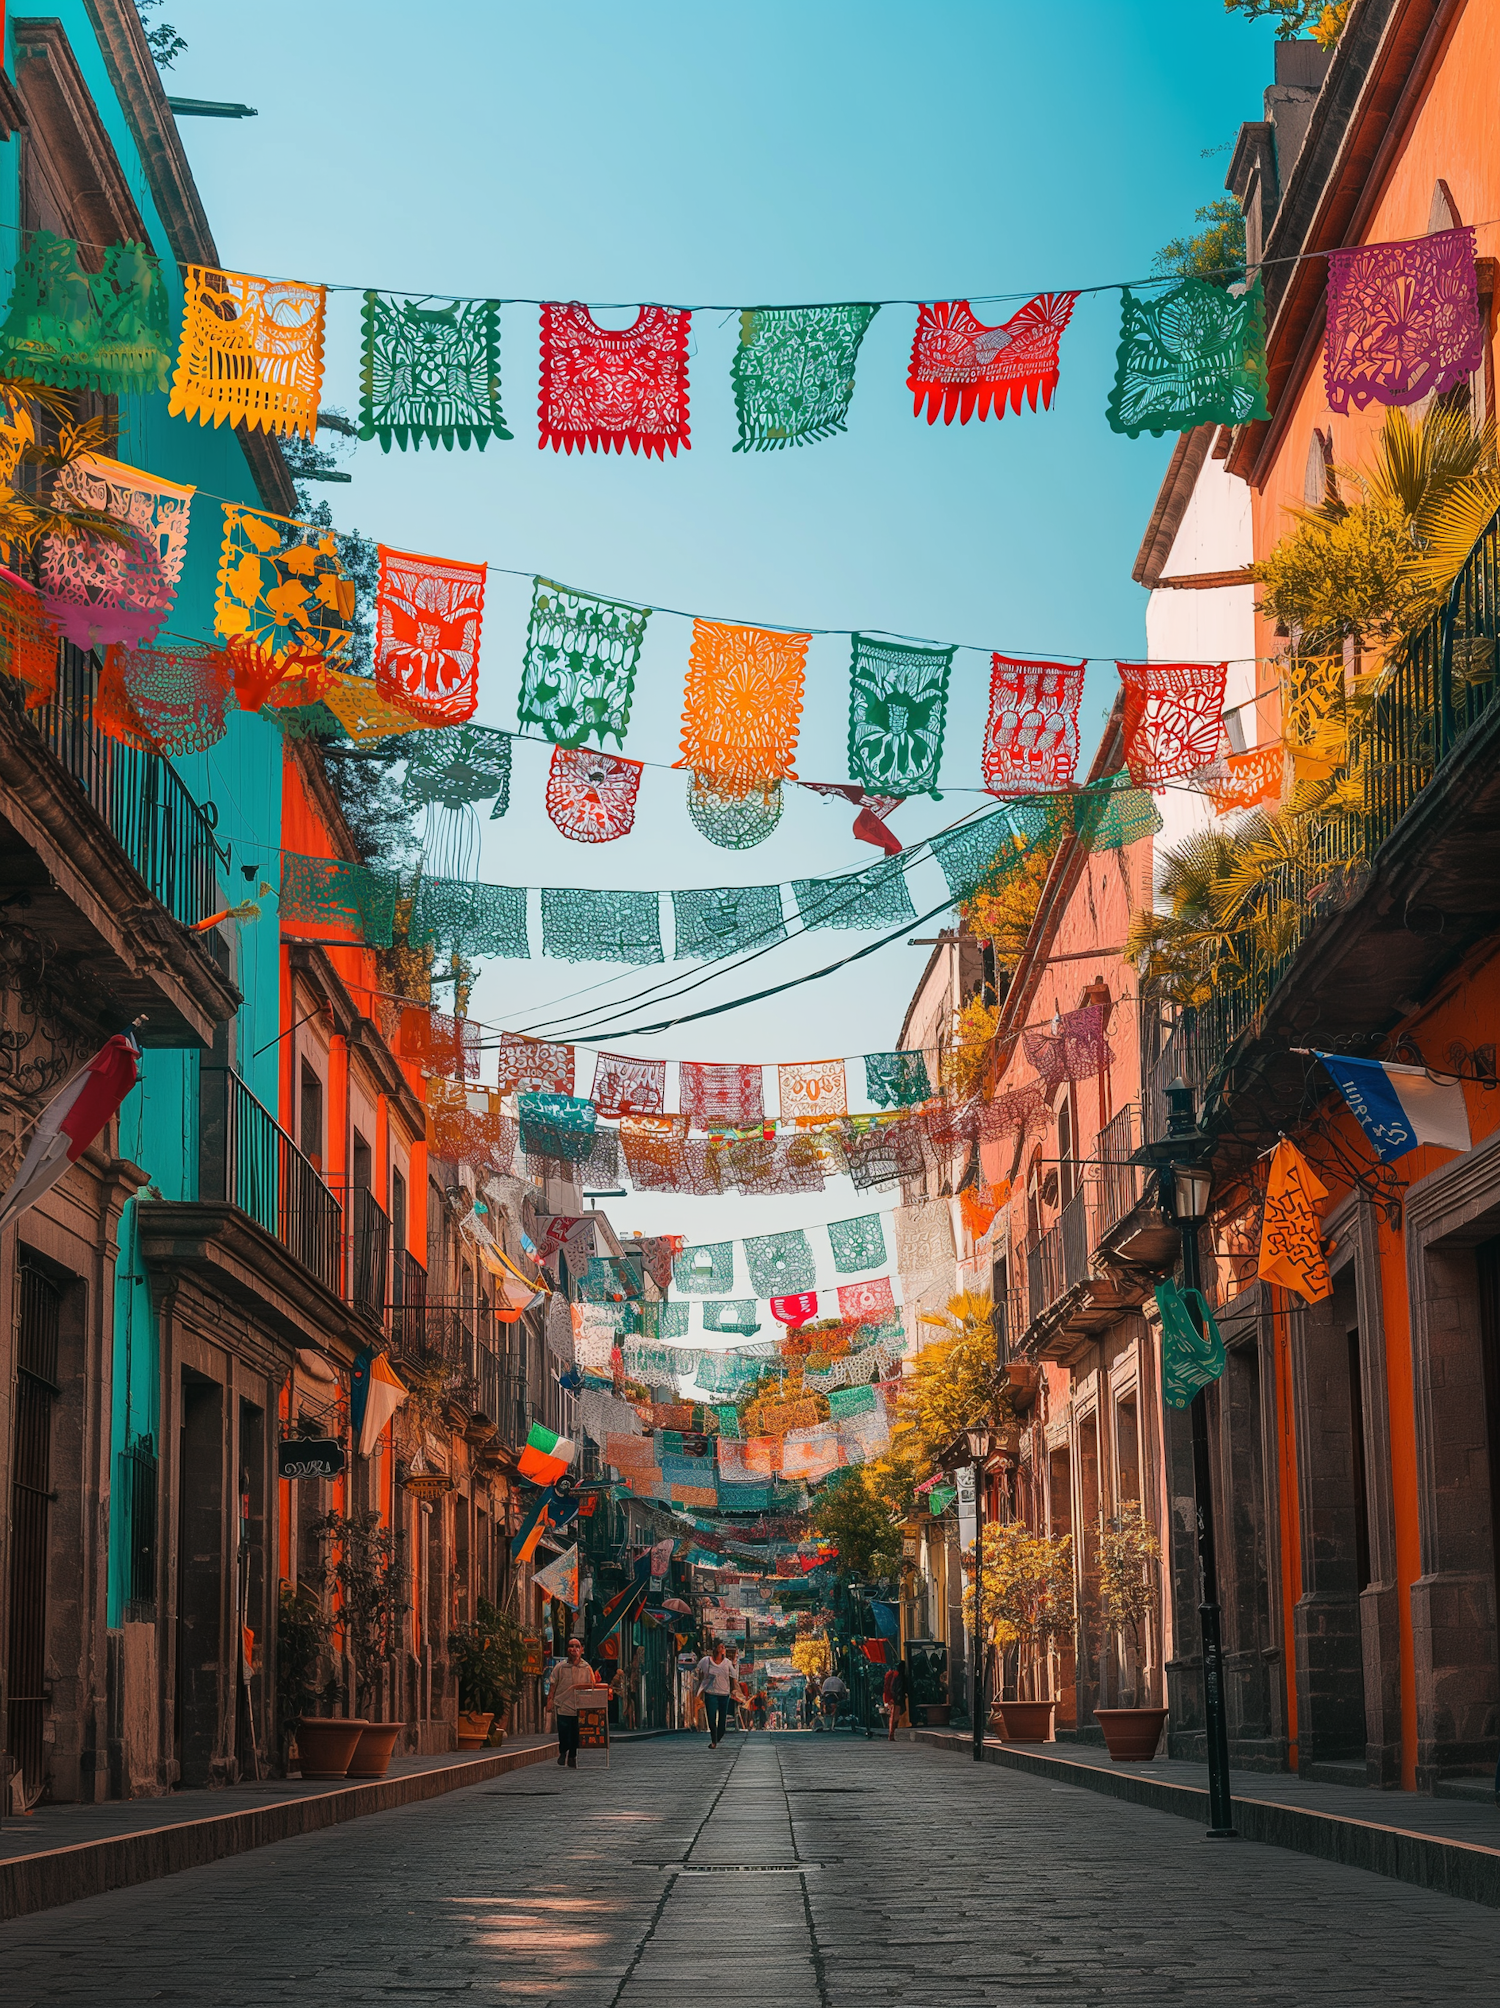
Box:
961, 1521, 1075, 1701
1098, 1506, 1162, 1708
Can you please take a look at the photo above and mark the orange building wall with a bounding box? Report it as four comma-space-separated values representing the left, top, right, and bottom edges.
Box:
279, 752, 429, 1260
1250, 0, 1500, 677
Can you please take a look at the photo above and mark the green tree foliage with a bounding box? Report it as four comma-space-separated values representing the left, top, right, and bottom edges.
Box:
447, 1599, 530, 1714
312, 1510, 409, 1720
275, 1581, 337, 1743
1153, 200, 1247, 288
1222, 0, 1347, 44
809, 1465, 903, 1580
135, 0, 186, 69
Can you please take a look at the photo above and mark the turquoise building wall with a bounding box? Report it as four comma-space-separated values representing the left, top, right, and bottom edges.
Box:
0, 9, 290, 1621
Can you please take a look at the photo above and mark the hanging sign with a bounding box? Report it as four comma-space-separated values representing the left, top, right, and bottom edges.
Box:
277, 1437, 346, 1481
956, 1465, 977, 1555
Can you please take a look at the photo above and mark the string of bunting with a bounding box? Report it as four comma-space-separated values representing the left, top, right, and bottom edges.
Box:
0, 221, 1483, 456
275, 783, 1160, 961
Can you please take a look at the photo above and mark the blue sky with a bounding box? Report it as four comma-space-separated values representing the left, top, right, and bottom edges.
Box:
165, 0, 1277, 1250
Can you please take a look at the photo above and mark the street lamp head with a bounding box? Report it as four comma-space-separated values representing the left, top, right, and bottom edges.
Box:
965, 1424, 993, 1463
1170, 1163, 1214, 1223
1165, 1077, 1197, 1138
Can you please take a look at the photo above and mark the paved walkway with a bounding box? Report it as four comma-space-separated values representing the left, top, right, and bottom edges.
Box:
0, 1740, 554, 1864
3, 1728, 1497, 2004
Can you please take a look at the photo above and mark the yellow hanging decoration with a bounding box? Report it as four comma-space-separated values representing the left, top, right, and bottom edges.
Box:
1257, 1138, 1333, 1303
170, 266, 326, 438
322, 671, 428, 742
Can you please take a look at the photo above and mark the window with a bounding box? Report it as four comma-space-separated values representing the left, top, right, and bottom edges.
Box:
1303, 427, 1332, 506
352, 1128, 372, 1193
299, 1061, 324, 1171
391, 1167, 407, 1256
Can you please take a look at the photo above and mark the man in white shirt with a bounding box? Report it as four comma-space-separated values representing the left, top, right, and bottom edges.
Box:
693, 1641, 736, 1749
819, 1670, 847, 1728
545, 1636, 598, 1769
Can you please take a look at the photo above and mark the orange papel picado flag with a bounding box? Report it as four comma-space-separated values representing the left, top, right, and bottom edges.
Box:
1257, 1139, 1333, 1303
170, 267, 326, 438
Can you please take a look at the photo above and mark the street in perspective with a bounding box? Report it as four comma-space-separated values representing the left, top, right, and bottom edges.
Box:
2, 2, 1500, 2003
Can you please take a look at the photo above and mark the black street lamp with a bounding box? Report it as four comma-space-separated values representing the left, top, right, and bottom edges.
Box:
1134, 1078, 1236, 1839
965, 1424, 993, 1762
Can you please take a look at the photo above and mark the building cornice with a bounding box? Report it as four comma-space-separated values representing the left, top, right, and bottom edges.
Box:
1225, 0, 1460, 485
77, 0, 299, 516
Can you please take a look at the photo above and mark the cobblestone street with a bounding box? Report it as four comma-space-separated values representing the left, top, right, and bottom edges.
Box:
3, 1733, 1495, 2006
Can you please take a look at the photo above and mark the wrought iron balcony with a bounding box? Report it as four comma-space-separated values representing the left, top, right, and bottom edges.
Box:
1145, 505, 1500, 1140
15, 641, 221, 927
350, 1185, 390, 1319
201, 1070, 344, 1295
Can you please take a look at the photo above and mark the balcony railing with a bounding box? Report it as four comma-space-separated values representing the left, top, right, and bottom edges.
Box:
1145, 508, 1500, 1136
1090, 1104, 1146, 1241
1024, 1190, 1090, 1332
390, 1249, 427, 1354
351, 1186, 390, 1318
11, 641, 221, 927
203, 1070, 344, 1296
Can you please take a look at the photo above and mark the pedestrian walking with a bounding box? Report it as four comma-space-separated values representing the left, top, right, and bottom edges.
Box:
883, 1659, 909, 1741
819, 1669, 847, 1729
807, 1674, 823, 1729
545, 1635, 598, 1769
694, 1640, 736, 1748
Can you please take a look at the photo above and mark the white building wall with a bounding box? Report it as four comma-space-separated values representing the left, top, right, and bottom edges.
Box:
1144, 454, 1257, 889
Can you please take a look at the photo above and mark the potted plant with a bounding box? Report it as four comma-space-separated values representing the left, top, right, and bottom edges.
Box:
964, 1521, 1074, 1742
1093, 1505, 1168, 1761
448, 1599, 528, 1749
312, 1509, 409, 1778
276, 1580, 352, 1777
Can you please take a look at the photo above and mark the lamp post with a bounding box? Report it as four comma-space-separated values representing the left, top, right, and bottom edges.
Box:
1134, 1079, 1236, 1839
966, 1424, 993, 1762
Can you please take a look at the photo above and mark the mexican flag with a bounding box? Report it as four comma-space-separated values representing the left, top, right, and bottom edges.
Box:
0, 1032, 140, 1234
517, 1422, 575, 1485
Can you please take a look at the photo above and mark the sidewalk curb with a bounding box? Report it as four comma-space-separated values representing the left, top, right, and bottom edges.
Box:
0, 1741, 555, 1922
915, 1730, 1500, 1908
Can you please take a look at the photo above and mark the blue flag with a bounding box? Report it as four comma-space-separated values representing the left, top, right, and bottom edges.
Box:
1315, 1051, 1471, 1163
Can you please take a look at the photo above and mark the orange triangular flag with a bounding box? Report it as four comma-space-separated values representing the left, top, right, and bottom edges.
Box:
1257, 1139, 1332, 1302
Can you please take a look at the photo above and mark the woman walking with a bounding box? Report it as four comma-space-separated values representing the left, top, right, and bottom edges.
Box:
694, 1640, 736, 1749
883, 1658, 909, 1741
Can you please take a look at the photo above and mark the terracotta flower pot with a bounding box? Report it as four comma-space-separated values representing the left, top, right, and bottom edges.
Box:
294, 1717, 368, 1779
456, 1710, 495, 1750
347, 1721, 404, 1778
921, 1703, 952, 1728
1094, 1706, 1168, 1762
994, 1700, 1056, 1742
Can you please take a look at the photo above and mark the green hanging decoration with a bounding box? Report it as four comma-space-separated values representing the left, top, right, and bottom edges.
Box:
863, 1052, 932, 1109
686, 773, 783, 850
1106, 275, 1270, 440
716, 1406, 741, 1439
0, 233, 172, 395
703, 1301, 763, 1335
672, 885, 786, 960
826, 1213, 887, 1273
279, 854, 398, 946
792, 858, 915, 932
517, 1091, 598, 1163
674, 1241, 736, 1295
638, 1300, 690, 1342
928, 810, 1021, 902
402, 725, 512, 815
1076, 771, 1164, 851
847, 633, 954, 796
828, 1385, 877, 1419
540, 887, 662, 964
1156, 1279, 1227, 1408
731, 303, 880, 451
743, 1229, 815, 1297
358, 291, 512, 450
518, 578, 651, 750
409, 878, 528, 958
